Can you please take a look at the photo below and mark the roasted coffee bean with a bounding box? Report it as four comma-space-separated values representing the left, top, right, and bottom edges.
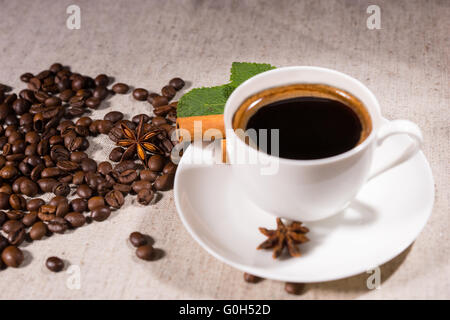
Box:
20, 178, 39, 196
147, 93, 160, 105
131, 114, 150, 125
47, 217, 68, 234
2, 220, 24, 233
129, 232, 147, 247
28, 77, 41, 91
6, 210, 25, 220
94, 74, 109, 87
0, 192, 10, 209
133, 88, 148, 101
55, 200, 70, 217
9, 194, 27, 210
151, 116, 167, 126
74, 125, 89, 137
112, 83, 129, 94
76, 117, 92, 127
108, 126, 124, 142
85, 96, 101, 109
76, 184, 93, 199
44, 96, 62, 107
49, 196, 67, 208
243, 273, 262, 283
284, 282, 305, 295
70, 151, 88, 163
26, 198, 45, 211
88, 196, 105, 211
22, 212, 38, 227
30, 164, 44, 181
104, 111, 124, 123
152, 95, 169, 108
105, 190, 124, 209
20, 72, 34, 83
0, 235, 8, 252
0, 165, 18, 179
137, 189, 154, 205
118, 169, 138, 184
97, 161, 112, 176
136, 244, 153, 261
97, 120, 113, 134
7, 228, 26, 246
71, 76, 85, 91
60, 89, 75, 102
93, 86, 109, 100
46, 256, 64, 272
81, 158, 97, 172
1, 246, 24, 268
153, 105, 173, 117
91, 206, 111, 222
169, 77, 185, 91
109, 147, 124, 162
65, 212, 86, 228
154, 173, 174, 191
52, 182, 70, 196
72, 171, 85, 185
114, 160, 137, 173
30, 221, 47, 240
70, 198, 88, 213
12, 98, 31, 115
131, 180, 152, 194
41, 167, 62, 178
139, 169, 158, 182
113, 183, 131, 194
57, 160, 79, 171
38, 204, 56, 221
161, 85, 176, 100
0, 211, 6, 226
148, 155, 165, 172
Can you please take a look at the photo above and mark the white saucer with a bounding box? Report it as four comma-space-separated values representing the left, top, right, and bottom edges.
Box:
174, 135, 435, 283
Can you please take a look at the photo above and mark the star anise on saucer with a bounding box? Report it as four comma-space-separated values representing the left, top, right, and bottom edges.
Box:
117, 115, 164, 165
257, 218, 309, 259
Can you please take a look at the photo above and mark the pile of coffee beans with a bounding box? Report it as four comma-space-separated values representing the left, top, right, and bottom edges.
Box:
0, 64, 183, 270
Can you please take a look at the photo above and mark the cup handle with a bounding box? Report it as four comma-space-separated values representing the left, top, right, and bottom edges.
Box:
368, 119, 423, 180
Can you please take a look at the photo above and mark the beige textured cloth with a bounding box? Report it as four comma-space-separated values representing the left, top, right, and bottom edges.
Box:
0, 0, 448, 299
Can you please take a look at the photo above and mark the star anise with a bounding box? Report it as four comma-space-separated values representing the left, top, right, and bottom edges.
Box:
117, 115, 164, 165
257, 218, 309, 259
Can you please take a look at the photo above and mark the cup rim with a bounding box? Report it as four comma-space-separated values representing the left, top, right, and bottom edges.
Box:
224, 66, 379, 166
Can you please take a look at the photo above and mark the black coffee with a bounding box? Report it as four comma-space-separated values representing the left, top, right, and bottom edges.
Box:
245, 96, 363, 160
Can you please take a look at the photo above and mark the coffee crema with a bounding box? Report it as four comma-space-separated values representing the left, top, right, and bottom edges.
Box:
233, 84, 372, 160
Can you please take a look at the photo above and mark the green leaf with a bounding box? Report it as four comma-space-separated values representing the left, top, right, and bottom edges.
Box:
229, 62, 276, 87
177, 62, 276, 118
176, 85, 231, 118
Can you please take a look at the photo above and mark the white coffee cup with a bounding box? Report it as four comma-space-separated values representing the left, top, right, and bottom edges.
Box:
224, 66, 423, 221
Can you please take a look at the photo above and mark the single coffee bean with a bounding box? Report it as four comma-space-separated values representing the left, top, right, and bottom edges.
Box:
97, 120, 113, 134
129, 232, 147, 247
108, 126, 124, 142
76, 184, 93, 199
19, 178, 39, 197
154, 173, 174, 191
6, 210, 24, 220
114, 160, 137, 173
1, 246, 24, 268
136, 244, 153, 261
22, 212, 38, 227
46, 256, 64, 272
91, 205, 111, 222
139, 169, 158, 182
169, 77, 185, 90
37, 204, 56, 221
162, 161, 177, 175
85, 97, 101, 109
81, 158, 97, 172
284, 282, 305, 295
70, 151, 88, 163
93, 86, 109, 100
137, 189, 154, 205
133, 88, 149, 101
72, 171, 85, 185
12, 98, 31, 115
27, 198, 45, 211
118, 169, 138, 184
44, 96, 62, 107
20, 72, 34, 83
41, 167, 63, 178
52, 182, 70, 196
153, 105, 173, 117
104, 190, 124, 209
60, 89, 75, 102
0, 165, 18, 179
161, 85, 176, 100
9, 194, 27, 210
112, 83, 129, 94
104, 111, 124, 123
113, 183, 131, 194
70, 198, 88, 213
152, 95, 169, 108
131, 180, 152, 193
0, 235, 8, 252
75, 117, 92, 127
64, 212, 86, 228
88, 196, 105, 211
147, 93, 160, 105
30, 221, 47, 240
2, 219, 24, 234
48, 217, 68, 234
0, 192, 10, 209
151, 116, 167, 126
109, 147, 124, 162
7, 228, 25, 246
243, 273, 262, 283
97, 161, 112, 176
148, 155, 165, 172
94, 74, 109, 87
